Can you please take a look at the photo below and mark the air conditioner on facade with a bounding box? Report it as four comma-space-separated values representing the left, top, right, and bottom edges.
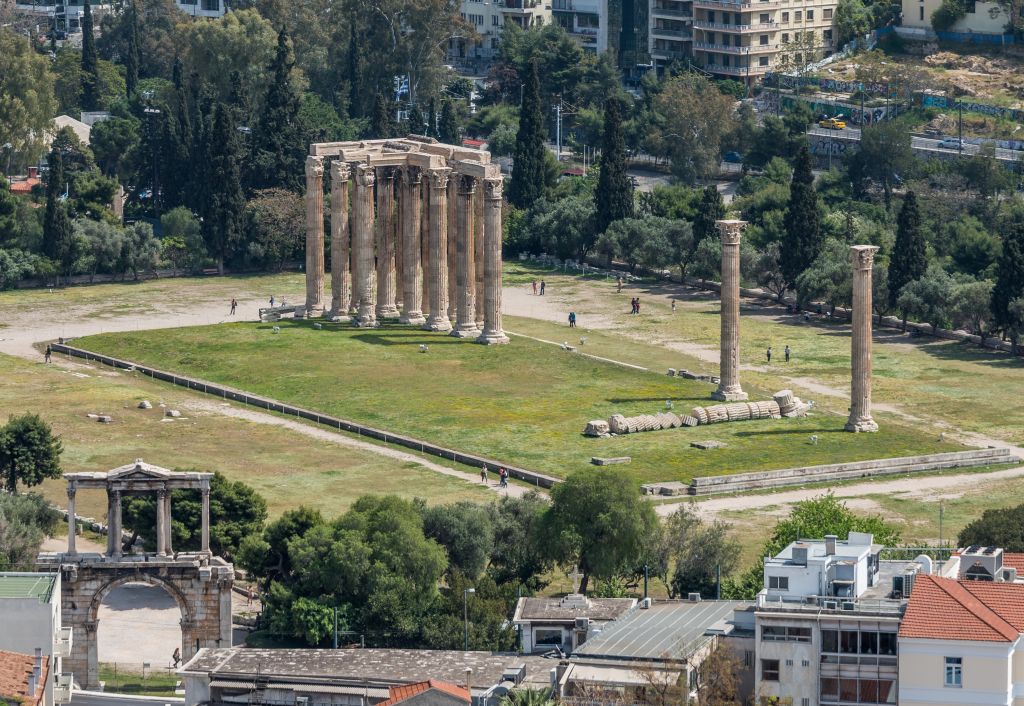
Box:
295, 696, 309, 706
822, 600, 838, 610
841, 602, 856, 611
574, 617, 590, 630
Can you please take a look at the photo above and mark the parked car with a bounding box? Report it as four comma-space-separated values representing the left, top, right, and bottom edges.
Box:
818, 117, 846, 130
723, 151, 743, 163
938, 137, 965, 149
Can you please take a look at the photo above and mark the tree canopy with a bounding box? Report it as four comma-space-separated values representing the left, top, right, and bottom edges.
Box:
0, 414, 63, 494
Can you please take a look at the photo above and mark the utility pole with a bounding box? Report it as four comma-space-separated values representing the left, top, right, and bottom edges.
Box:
555, 95, 562, 162
333, 607, 338, 649
958, 102, 963, 156
939, 500, 945, 546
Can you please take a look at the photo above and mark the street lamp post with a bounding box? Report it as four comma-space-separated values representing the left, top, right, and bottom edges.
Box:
463, 587, 475, 651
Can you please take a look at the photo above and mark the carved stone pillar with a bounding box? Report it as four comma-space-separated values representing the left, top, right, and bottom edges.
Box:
156, 488, 168, 556
478, 177, 509, 345
66, 483, 77, 555
425, 168, 453, 332
712, 220, 748, 402
353, 164, 378, 327
163, 490, 173, 554
452, 175, 480, 337
329, 161, 352, 321
110, 490, 122, 558
399, 167, 425, 325
421, 182, 430, 313
376, 168, 400, 319
447, 174, 458, 324
304, 156, 326, 317
201, 483, 211, 554
474, 186, 485, 331
846, 245, 880, 433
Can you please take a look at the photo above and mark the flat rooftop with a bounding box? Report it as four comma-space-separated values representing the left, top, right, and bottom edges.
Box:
181, 648, 553, 688
514, 596, 635, 623
0, 573, 56, 603
573, 600, 753, 661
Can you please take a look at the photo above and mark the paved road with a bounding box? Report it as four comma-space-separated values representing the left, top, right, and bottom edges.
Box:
807, 126, 1023, 162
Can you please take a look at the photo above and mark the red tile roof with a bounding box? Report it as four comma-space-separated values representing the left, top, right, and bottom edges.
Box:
0, 650, 47, 706
7, 178, 40, 195
900, 574, 1024, 642
377, 679, 470, 706
1001, 553, 1024, 575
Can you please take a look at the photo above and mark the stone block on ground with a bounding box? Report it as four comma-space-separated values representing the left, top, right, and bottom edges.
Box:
166, 409, 181, 418
608, 414, 628, 434
584, 420, 611, 437
691, 440, 726, 450
681, 414, 700, 427
138, 400, 152, 409
97, 415, 113, 424
591, 456, 631, 466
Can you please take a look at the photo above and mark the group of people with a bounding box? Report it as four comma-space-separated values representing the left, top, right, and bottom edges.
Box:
480, 465, 510, 488
629, 297, 642, 315
531, 280, 546, 296
766, 345, 792, 363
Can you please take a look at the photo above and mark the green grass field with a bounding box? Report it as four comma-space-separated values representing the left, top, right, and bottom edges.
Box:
74, 320, 957, 485
0, 352, 492, 520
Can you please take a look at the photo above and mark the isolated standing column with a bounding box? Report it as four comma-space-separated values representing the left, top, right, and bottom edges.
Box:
399, 167, 426, 325
447, 175, 458, 324
474, 186, 485, 331
712, 219, 748, 402
329, 161, 352, 321
376, 167, 400, 319
452, 175, 480, 337
353, 163, 378, 327
304, 155, 326, 317
66, 484, 77, 555
425, 167, 453, 332
477, 176, 509, 345
845, 245, 880, 432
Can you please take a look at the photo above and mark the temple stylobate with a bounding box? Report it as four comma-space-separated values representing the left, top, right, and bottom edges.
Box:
304, 135, 508, 345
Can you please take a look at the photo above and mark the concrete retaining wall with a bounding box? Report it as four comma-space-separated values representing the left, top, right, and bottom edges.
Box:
686, 448, 1016, 495
52, 344, 561, 489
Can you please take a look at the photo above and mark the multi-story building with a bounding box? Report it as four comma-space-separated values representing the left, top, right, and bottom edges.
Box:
650, 0, 693, 70
454, 0, 551, 65
898, 573, 1024, 706
12, 0, 225, 34
754, 533, 907, 706
552, 0, 610, 52
900, 0, 1012, 36
0, 573, 72, 704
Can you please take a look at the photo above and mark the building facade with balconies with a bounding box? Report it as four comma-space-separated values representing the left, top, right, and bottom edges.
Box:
552, 0, 609, 52
0, 573, 72, 704
12, 0, 224, 33
453, 0, 550, 65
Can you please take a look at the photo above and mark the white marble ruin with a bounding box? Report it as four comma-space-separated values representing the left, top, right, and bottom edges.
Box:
304, 136, 508, 344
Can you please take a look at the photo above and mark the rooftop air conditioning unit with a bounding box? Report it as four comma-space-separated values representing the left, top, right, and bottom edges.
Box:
688, 593, 702, 602
841, 601, 856, 611
295, 697, 309, 706
1003, 568, 1018, 583
574, 617, 590, 630
639, 597, 652, 609
822, 600, 838, 610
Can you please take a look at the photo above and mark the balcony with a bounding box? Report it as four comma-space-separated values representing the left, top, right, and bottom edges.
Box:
651, 26, 689, 37
651, 3, 691, 16
692, 19, 777, 31
651, 47, 690, 60
701, 62, 773, 76
54, 627, 73, 658
54, 674, 73, 705
694, 40, 777, 53
693, 0, 780, 8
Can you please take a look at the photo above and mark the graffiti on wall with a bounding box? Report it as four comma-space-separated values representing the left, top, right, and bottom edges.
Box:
921, 94, 1024, 123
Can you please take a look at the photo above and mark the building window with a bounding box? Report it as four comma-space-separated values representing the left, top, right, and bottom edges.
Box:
782, 10, 789, 21
744, 651, 754, 668
708, 10, 715, 21
768, 576, 789, 590
782, 32, 789, 42
824, 29, 833, 42
806, 9, 813, 19
919, 6, 924, 19
200, 0, 218, 11
759, 12, 769, 22
535, 628, 563, 645
945, 657, 962, 688
762, 660, 780, 682
802, 699, 810, 706
795, 10, 802, 20
492, 15, 499, 25
801, 659, 810, 667
759, 55, 769, 65
760, 33, 769, 44
824, 7, 832, 17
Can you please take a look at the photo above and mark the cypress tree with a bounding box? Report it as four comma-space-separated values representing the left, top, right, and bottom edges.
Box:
594, 97, 633, 234
991, 222, 1024, 336
346, 22, 361, 118
781, 144, 822, 290
888, 190, 927, 312
202, 104, 245, 275
124, 0, 140, 98
427, 98, 438, 139
508, 61, 546, 209
408, 104, 426, 135
693, 185, 725, 247
370, 94, 393, 139
252, 28, 302, 191
41, 151, 74, 282
80, 0, 100, 111
438, 100, 460, 144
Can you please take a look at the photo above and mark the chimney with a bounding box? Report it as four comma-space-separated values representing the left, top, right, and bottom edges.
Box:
465, 668, 472, 698
34, 647, 42, 674
825, 535, 837, 556
26, 672, 36, 699
28, 166, 38, 179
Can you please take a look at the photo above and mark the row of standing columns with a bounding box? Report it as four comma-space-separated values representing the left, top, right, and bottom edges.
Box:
712, 220, 878, 432
305, 156, 508, 344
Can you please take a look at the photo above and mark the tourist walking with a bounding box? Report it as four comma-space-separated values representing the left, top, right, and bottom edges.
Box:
269, 295, 275, 307
230, 298, 237, 315
568, 311, 576, 328
616, 276, 622, 293
481, 465, 488, 484
44, 344, 52, 363
766, 346, 772, 363
532, 280, 537, 295
539, 280, 546, 295
635, 298, 641, 315
671, 300, 676, 313
784, 345, 791, 363
630, 298, 637, 315
498, 468, 509, 488
172, 647, 181, 668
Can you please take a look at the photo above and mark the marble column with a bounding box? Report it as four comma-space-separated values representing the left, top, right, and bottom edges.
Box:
353, 164, 378, 327
474, 186, 485, 331
201, 483, 211, 554
163, 491, 173, 554
156, 488, 168, 556
110, 490, 122, 558
452, 175, 480, 337
846, 245, 880, 433
425, 167, 453, 332
446, 174, 458, 324
329, 161, 352, 321
66, 484, 77, 555
376, 168, 400, 319
399, 167, 426, 325
304, 156, 326, 318
712, 219, 748, 402
420, 177, 431, 313
477, 176, 509, 344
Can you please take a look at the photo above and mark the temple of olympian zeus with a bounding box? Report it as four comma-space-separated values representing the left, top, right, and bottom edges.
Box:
303, 135, 508, 344
711, 220, 879, 432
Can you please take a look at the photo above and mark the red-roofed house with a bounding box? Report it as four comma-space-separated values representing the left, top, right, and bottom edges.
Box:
898, 574, 1024, 706
376, 679, 470, 706
0, 649, 49, 706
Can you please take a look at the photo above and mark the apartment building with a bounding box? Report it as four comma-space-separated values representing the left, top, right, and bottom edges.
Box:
754, 533, 906, 706
898, 573, 1024, 706
900, 0, 1011, 35
552, 0, 611, 52
0, 573, 72, 704
12, 0, 225, 34
454, 0, 551, 64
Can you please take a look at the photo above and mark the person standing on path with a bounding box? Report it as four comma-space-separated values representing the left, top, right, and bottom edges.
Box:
784, 345, 791, 363
635, 298, 641, 315
766, 346, 772, 363
269, 295, 275, 307
230, 298, 237, 315
532, 280, 537, 295
616, 276, 622, 293
44, 344, 52, 363
481, 465, 488, 484
568, 311, 576, 328
540, 280, 546, 295
671, 300, 676, 313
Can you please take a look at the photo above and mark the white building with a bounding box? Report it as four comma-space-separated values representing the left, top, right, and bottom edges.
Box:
453, 0, 551, 64
900, 0, 1011, 35
11, 0, 224, 34
0, 573, 72, 705
512, 594, 635, 654
552, 0, 609, 53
